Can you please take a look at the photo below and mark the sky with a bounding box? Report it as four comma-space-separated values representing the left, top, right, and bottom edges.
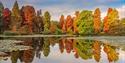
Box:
0, 0, 125, 21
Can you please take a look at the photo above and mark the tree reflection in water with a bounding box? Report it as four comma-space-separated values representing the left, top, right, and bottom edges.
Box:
0, 37, 120, 63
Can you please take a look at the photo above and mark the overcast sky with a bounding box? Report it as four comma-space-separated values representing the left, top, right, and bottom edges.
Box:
0, 0, 125, 21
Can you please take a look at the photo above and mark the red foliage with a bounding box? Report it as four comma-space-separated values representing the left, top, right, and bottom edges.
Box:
21, 6, 36, 33
3, 8, 11, 30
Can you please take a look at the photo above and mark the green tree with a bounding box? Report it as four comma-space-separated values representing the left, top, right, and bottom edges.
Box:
0, 2, 4, 34
43, 38, 50, 57
74, 39, 93, 60
76, 10, 94, 35
10, 0, 22, 32
43, 11, 51, 33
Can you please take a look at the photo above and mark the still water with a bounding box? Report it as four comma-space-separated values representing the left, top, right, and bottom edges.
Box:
0, 36, 125, 63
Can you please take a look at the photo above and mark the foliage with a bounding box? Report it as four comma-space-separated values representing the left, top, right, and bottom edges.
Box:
108, 8, 119, 34
43, 38, 50, 57
33, 10, 44, 34
66, 15, 73, 34
103, 44, 119, 62
92, 41, 101, 62
3, 8, 11, 30
59, 15, 66, 33
21, 6, 36, 34
76, 10, 94, 35
11, 51, 20, 63
50, 21, 57, 34
73, 11, 80, 34
74, 39, 93, 60
43, 11, 51, 33
94, 8, 101, 34
10, 1, 22, 32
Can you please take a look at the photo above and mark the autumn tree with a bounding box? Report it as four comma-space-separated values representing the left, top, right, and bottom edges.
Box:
11, 51, 20, 63
74, 39, 93, 60
21, 5, 36, 34
10, 0, 22, 32
3, 8, 11, 30
108, 9, 120, 34
103, 8, 113, 33
103, 44, 119, 62
59, 15, 66, 33
65, 39, 73, 53
120, 18, 125, 34
76, 10, 94, 35
94, 8, 101, 34
66, 15, 73, 34
50, 21, 57, 34
33, 9, 44, 34
73, 11, 80, 34
92, 41, 101, 62
43, 38, 50, 57
103, 8, 120, 35
43, 11, 51, 33
59, 39, 65, 53
103, 16, 109, 33
0, 2, 4, 33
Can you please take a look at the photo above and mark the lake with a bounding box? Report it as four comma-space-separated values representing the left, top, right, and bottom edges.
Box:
0, 36, 125, 63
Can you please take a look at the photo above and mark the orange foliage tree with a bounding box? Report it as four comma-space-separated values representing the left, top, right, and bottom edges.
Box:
93, 41, 101, 62
103, 8, 113, 33
59, 15, 66, 33
66, 15, 73, 33
94, 8, 101, 34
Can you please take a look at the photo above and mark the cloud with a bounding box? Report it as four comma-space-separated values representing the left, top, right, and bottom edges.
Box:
117, 5, 125, 19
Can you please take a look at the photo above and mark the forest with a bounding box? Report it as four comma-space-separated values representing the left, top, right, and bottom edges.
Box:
0, 1, 125, 35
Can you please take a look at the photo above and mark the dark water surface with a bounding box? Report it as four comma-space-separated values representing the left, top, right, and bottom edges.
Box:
0, 36, 125, 63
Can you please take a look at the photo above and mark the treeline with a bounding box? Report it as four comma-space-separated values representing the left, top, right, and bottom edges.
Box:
0, 1, 50, 35
0, 1, 125, 35
59, 9, 125, 35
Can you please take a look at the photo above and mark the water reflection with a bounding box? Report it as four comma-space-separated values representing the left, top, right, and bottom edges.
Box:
0, 37, 124, 63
